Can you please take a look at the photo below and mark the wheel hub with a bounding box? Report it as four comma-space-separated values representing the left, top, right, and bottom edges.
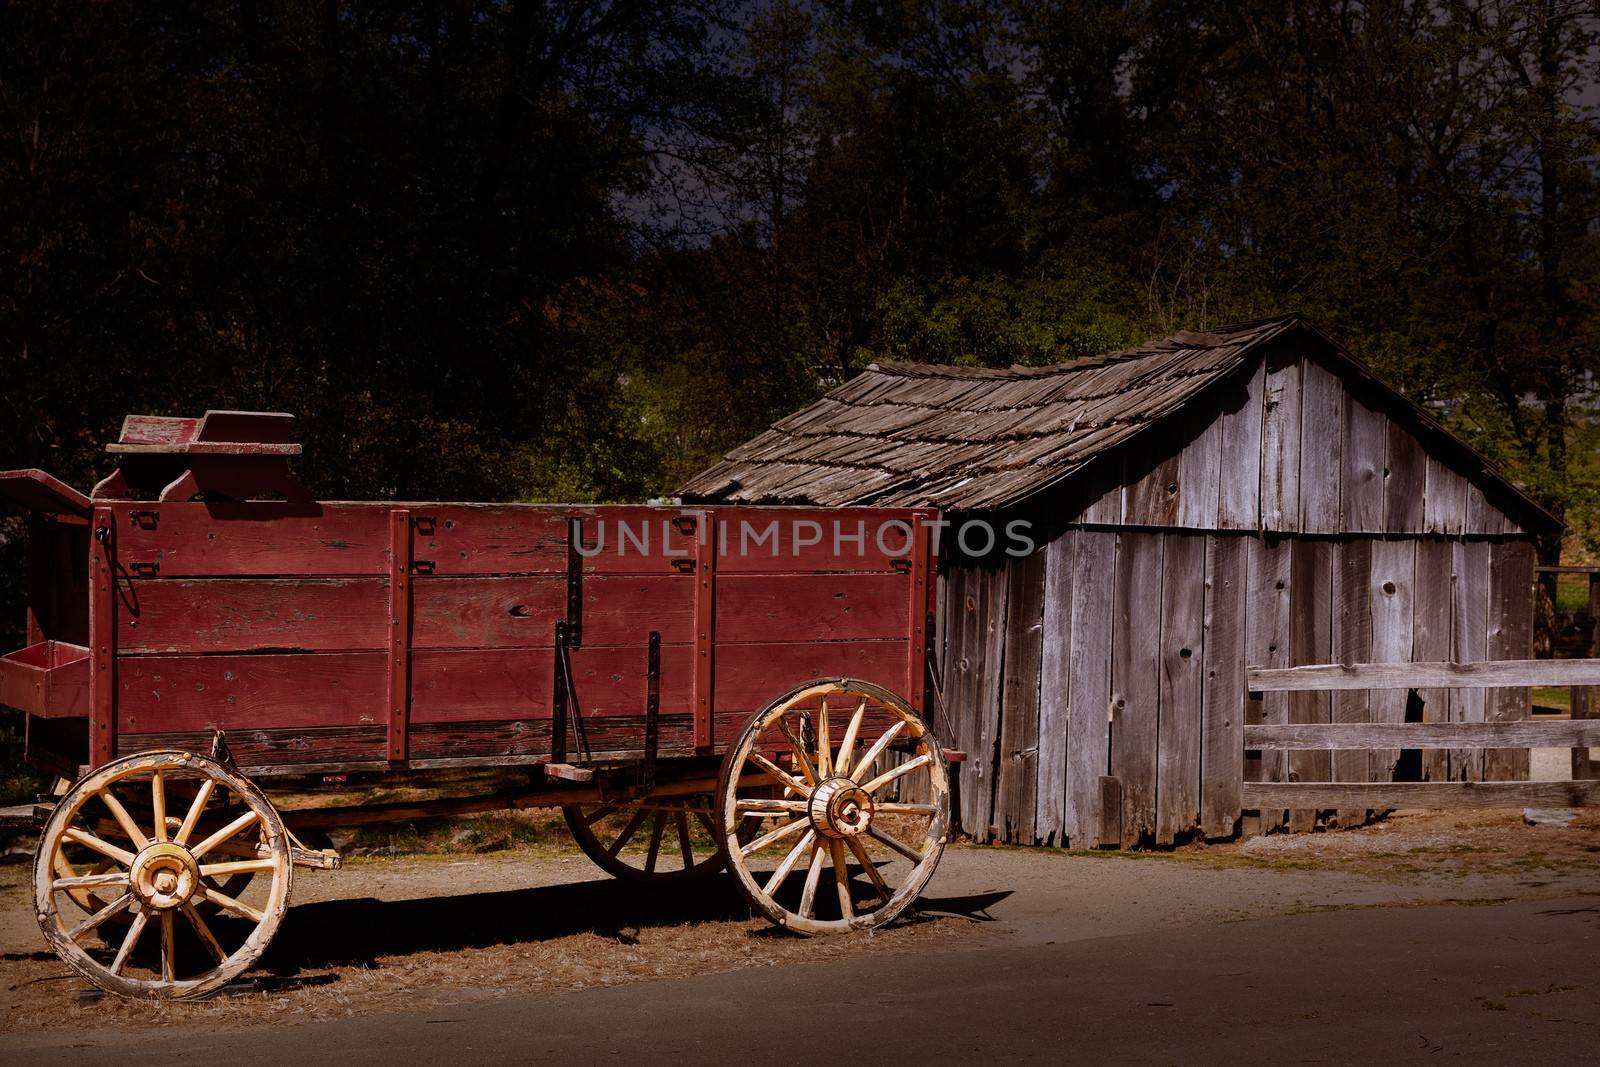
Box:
809, 777, 874, 839
129, 842, 200, 911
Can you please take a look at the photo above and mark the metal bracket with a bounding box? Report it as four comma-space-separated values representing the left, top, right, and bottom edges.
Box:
640, 631, 660, 794
129, 561, 160, 577
552, 620, 588, 764
566, 518, 584, 647
671, 558, 696, 574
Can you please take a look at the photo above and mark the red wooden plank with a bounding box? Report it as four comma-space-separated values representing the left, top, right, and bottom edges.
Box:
712, 638, 912, 715
117, 653, 387, 733
716, 573, 911, 644
412, 645, 695, 724
119, 579, 388, 652
116, 573, 701, 653
908, 517, 931, 714
387, 509, 411, 763
115, 502, 389, 576
712, 508, 923, 573
694, 509, 716, 750
90, 509, 116, 767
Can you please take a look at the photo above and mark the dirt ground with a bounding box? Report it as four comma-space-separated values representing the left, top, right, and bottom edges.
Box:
3, 807, 1599, 1046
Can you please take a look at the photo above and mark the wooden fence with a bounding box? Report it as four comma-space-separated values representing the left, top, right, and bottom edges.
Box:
1246, 658, 1600, 812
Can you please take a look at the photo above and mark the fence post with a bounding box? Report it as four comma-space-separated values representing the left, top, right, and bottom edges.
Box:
1577, 575, 1600, 781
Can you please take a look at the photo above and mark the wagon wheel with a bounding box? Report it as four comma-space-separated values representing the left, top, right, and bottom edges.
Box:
563, 794, 759, 881
49, 778, 260, 926
716, 678, 950, 935
34, 750, 292, 999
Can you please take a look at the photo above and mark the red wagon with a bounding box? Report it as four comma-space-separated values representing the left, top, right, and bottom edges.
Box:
1, 411, 954, 999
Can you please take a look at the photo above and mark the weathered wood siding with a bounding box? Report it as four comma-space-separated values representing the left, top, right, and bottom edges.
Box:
1066, 344, 1528, 537
944, 532, 1536, 847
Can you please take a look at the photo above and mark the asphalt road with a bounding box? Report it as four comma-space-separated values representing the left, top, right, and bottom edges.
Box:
12, 890, 1599, 1065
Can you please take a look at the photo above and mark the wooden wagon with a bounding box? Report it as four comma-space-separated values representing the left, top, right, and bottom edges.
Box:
1, 411, 955, 999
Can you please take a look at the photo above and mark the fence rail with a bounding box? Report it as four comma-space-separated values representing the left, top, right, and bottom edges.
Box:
1245, 721, 1600, 750
1242, 781, 1600, 809
1245, 658, 1599, 812
1249, 658, 1600, 692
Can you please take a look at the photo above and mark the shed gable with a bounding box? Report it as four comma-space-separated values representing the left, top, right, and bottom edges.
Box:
1064, 338, 1527, 536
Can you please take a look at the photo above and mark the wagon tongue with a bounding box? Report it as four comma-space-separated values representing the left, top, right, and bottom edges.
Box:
0, 469, 91, 518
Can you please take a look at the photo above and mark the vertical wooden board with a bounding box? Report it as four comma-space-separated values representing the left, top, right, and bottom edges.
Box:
1485, 542, 1535, 781
1176, 413, 1223, 530
1200, 536, 1246, 839
996, 549, 1046, 843
1111, 532, 1163, 844
1157, 534, 1206, 844
1412, 540, 1453, 782
1217, 360, 1265, 531
1035, 531, 1074, 846
89, 510, 116, 768
1424, 459, 1469, 536
1450, 541, 1490, 782
943, 564, 981, 833
1368, 539, 1416, 782
957, 563, 1009, 837
1297, 359, 1344, 534
1123, 444, 1182, 528
1064, 530, 1115, 847
1077, 456, 1122, 525
1288, 540, 1333, 832
1260, 350, 1302, 533
1331, 540, 1372, 824
1245, 537, 1292, 831
1383, 422, 1426, 533
1341, 396, 1386, 533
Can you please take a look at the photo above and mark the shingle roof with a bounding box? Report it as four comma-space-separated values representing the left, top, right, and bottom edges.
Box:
679, 314, 1558, 530
680, 316, 1298, 510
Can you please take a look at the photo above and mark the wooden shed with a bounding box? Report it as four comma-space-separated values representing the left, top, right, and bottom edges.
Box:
681, 315, 1558, 847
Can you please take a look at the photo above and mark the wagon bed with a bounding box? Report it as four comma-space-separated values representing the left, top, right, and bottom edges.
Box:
2, 411, 956, 999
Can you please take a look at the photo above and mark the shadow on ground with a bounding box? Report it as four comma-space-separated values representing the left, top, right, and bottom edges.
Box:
253, 872, 1009, 979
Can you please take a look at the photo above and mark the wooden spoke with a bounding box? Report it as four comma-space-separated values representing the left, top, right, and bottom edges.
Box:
643, 813, 666, 875
190, 809, 260, 861
110, 909, 150, 975
605, 807, 652, 858
583, 805, 618, 826
202, 885, 265, 924
748, 751, 811, 797
836, 698, 867, 775
198, 858, 278, 878
67, 893, 133, 943
850, 720, 906, 780
873, 803, 939, 816
694, 809, 719, 839
740, 817, 808, 857
868, 826, 924, 863
829, 838, 854, 919
775, 719, 818, 785
675, 810, 694, 868
54, 871, 131, 891
763, 829, 816, 895
182, 904, 227, 964
159, 912, 176, 982
97, 788, 148, 851
173, 778, 215, 846
63, 827, 136, 867
861, 753, 932, 795
845, 835, 891, 902
734, 797, 808, 813
797, 842, 826, 919
151, 770, 168, 842
815, 696, 832, 777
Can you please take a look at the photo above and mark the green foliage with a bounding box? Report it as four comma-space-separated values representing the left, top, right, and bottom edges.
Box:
866, 273, 1136, 369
